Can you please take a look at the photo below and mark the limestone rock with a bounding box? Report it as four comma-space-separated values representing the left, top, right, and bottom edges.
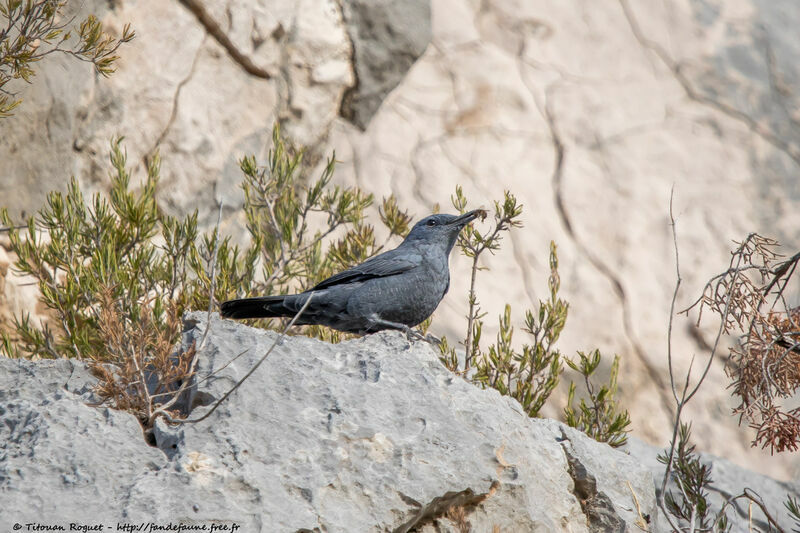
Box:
0, 358, 166, 521
0, 313, 658, 531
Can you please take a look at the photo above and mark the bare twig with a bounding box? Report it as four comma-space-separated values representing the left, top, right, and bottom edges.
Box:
459, 207, 507, 370
762, 251, 800, 296
660, 194, 739, 532
0, 224, 26, 232
464, 252, 481, 370
715, 488, 787, 533
659, 195, 688, 532
199, 202, 223, 351
667, 188, 681, 403
148, 348, 250, 400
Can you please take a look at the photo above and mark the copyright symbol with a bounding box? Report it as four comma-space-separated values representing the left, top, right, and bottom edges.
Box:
13, 524, 21, 531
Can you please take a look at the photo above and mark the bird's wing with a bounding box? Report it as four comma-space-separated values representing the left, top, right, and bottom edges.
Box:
309, 249, 422, 291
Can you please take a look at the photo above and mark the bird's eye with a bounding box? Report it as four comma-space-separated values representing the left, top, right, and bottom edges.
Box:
426, 219, 437, 227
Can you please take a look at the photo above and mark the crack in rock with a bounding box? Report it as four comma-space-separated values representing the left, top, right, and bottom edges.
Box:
434, 132, 539, 306
559, 431, 625, 533
508, 228, 539, 307
142, 34, 205, 170
618, 0, 800, 168
272, 10, 295, 128
392, 481, 500, 533
533, 76, 676, 421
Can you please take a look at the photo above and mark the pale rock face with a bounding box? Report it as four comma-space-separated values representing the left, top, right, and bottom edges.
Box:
0, 0, 353, 223
2, 0, 800, 483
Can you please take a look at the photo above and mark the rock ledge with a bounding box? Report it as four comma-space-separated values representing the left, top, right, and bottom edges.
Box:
0, 312, 657, 531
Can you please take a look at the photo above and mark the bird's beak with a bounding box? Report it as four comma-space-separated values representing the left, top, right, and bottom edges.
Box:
448, 209, 484, 227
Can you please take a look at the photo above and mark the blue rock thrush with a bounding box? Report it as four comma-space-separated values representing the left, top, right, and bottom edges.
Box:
219, 210, 482, 335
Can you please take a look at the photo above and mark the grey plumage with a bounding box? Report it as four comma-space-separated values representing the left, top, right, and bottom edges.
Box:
220, 210, 481, 335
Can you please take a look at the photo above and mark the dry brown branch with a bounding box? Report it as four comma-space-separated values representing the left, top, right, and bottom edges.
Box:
146, 203, 224, 426
716, 488, 788, 533
444, 506, 472, 533
89, 287, 196, 428
686, 230, 800, 453
657, 191, 798, 531
178, 0, 273, 80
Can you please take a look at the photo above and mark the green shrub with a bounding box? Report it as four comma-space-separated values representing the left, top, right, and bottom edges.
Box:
440, 192, 630, 446
0, 0, 134, 116
1, 140, 204, 425
0, 128, 414, 357
564, 350, 631, 447
657, 423, 725, 531
1, 141, 197, 359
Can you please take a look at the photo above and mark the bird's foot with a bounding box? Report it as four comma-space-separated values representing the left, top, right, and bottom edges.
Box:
368, 316, 441, 346
402, 327, 441, 347
398, 325, 423, 342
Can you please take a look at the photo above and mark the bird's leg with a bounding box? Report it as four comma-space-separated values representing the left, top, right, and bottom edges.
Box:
374, 318, 425, 341
369, 317, 439, 345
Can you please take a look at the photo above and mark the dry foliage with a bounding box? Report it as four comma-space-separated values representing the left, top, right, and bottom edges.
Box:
89, 287, 196, 428
444, 505, 472, 533
688, 234, 800, 453
660, 203, 799, 532
736, 307, 800, 452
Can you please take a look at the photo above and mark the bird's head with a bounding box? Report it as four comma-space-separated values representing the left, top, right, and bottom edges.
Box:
403, 210, 483, 252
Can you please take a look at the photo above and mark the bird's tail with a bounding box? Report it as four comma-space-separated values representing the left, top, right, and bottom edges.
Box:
220, 295, 305, 319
